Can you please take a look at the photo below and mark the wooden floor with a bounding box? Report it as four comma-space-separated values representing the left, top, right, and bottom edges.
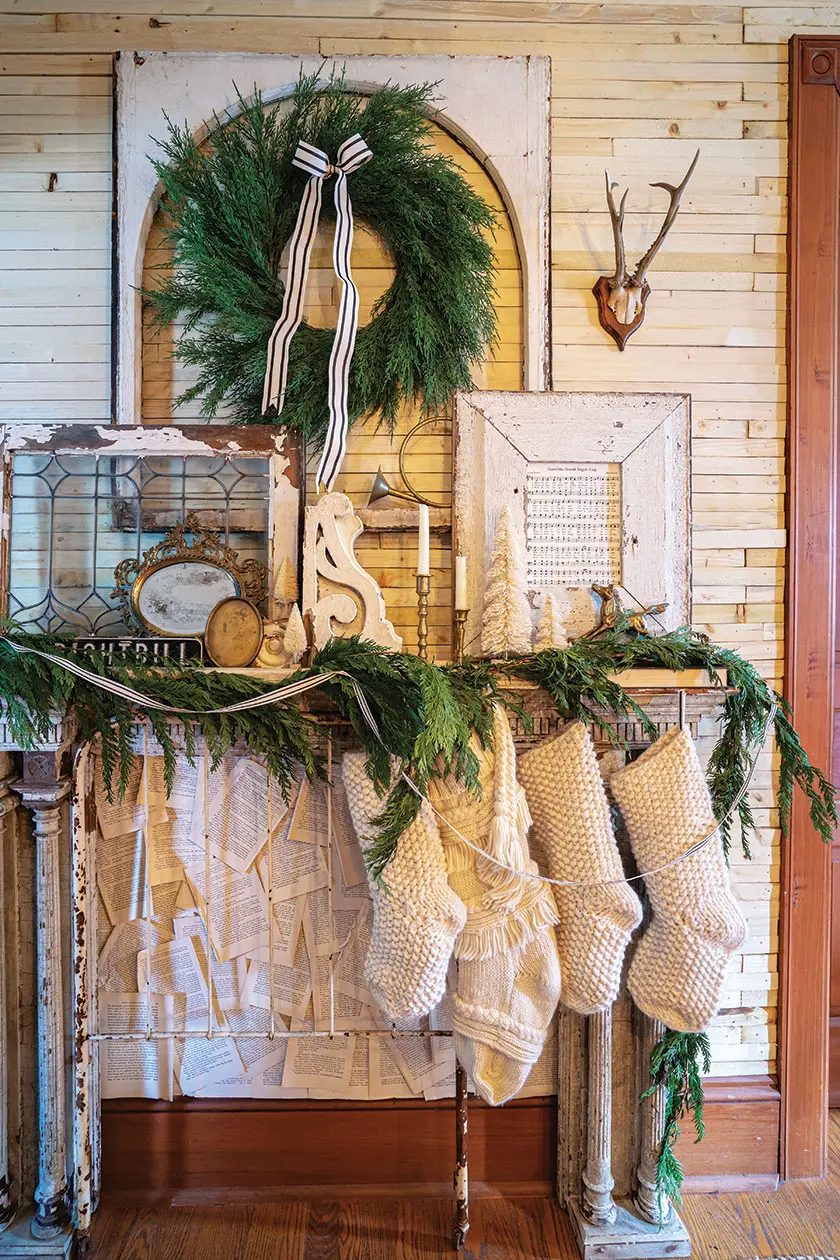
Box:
87, 1114, 840, 1260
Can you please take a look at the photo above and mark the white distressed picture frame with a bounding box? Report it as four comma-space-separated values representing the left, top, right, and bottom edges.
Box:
114, 52, 551, 428
453, 391, 691, 645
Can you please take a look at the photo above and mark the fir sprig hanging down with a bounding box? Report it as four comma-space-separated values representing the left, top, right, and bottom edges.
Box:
145, 70, 498, 445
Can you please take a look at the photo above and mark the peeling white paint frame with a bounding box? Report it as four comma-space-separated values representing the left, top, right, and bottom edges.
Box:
0, 423, 300, 625
453, 391, 691, 644
114, 52, 551, 427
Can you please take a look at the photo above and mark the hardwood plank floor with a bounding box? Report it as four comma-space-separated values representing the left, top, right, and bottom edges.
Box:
86, 1113, 840, 1259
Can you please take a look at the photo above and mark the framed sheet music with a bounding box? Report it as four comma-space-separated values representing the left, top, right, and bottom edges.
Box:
453, 391, 691, 643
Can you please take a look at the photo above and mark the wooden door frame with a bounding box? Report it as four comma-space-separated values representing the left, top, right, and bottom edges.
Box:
783, 34, 839, 1180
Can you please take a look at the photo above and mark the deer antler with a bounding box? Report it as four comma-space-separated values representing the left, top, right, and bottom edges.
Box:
629, 148, 699, 289
605, 170, 629, 287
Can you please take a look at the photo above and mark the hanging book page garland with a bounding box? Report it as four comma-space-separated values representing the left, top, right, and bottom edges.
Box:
145, 71, 498, 484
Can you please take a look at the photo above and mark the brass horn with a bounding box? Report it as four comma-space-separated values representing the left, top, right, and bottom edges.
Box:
367, 467, 420, 507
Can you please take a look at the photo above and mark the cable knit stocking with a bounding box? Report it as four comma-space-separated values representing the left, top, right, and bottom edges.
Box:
518, 721, 642, 1014
342, 754, 466, 1021
611, 725, 747, 1033
429, 704, 561, 1105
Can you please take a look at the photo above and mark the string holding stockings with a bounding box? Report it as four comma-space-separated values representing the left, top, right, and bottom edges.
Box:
262, 134, 373, 491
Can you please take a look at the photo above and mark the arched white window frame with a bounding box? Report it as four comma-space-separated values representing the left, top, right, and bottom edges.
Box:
114, 52, 551, 428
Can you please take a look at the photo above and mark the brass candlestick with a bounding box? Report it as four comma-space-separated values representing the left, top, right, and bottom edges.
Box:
453, 609, 468, 663
416, 574, 430, 660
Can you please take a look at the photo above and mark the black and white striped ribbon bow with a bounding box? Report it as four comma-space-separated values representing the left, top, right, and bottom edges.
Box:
262, 133, 373, 491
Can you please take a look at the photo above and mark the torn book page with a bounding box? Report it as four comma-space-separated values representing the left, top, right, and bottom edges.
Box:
95, 754, 167, 841
191, 755, 283, 877
241, 931, 312, 1021
137, 936, 211, 1027
175, 1022, 245, 1094
333, 903, 374, 1007
148, 812, 205, 886
302, 887, 357, 960
99, 918, 174, 994
98, 991, 175, 1101
183, 857, 269, 962
245, 894, 303, 969
97, 830, 148, 925
256, 810, 328, 903
310, 1034, 369, 1101
172, 914, 247, 1013
281, 1004, 355, 1094
369, 1034, 415, 1100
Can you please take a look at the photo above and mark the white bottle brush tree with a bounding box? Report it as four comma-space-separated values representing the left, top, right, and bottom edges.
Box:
482, 506, 532, 656
535, 591, 570, 651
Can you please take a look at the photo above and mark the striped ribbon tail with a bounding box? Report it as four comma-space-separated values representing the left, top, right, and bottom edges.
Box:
262, 133, 372, 491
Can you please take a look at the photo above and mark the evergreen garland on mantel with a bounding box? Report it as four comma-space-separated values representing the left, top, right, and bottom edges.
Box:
0, 619, 833, 1205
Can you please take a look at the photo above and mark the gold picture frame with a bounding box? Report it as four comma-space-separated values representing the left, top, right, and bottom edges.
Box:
112, 512, 267, 637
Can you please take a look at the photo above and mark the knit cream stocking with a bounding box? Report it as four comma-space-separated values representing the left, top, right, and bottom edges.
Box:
611, 725, 747, 1032
342, 753, 466, 1021
453, 930, 562, 1106
429, 704, 561, 1105
518, 721, 642, 1014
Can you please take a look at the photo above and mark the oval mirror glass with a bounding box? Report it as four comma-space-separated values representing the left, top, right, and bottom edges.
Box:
133, 561, 239, 636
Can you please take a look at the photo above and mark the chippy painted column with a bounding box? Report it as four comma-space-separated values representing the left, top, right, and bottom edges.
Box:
15, 760, 71, 1241
635, 1015, 672, 1225
582, 1009, 617, 1226
0, 775, 15, 1231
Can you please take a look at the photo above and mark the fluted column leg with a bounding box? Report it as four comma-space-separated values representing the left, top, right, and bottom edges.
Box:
0, 776, 15, 1231
582, 1009, 617, 1226
634, 1015, 672, 1225
15, 779, 71, 1240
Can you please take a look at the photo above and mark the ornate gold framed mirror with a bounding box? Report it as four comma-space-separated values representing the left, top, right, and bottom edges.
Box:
112, 513, 266, 638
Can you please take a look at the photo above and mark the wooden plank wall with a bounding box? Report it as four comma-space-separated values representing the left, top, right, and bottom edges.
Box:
3, 0, 837, 1082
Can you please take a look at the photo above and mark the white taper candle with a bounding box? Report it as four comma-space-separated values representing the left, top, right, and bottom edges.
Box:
454, 555, 468, 610
417, 503, 430, 576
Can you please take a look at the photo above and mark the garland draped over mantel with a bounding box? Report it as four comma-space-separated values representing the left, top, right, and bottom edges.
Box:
0, 620, 834, 1206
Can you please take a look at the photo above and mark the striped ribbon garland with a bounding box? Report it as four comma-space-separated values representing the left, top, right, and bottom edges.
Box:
262, 134, 373, 492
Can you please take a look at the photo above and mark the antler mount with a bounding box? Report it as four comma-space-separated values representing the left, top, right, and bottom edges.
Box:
593, 150, 699, 351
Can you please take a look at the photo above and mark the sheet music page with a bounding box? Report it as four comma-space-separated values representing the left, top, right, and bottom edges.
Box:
99, 992, 174, 1100
525, 462, 622, 589
183, 857, 269, 962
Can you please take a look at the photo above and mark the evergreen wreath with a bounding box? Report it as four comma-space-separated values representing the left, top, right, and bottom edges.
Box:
145, 71, 498, 443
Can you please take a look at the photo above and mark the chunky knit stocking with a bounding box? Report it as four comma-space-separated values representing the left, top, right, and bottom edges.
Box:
518, 721, 642, 1014
453, 930, 562, 1105
611, 725, 747, 1032
429, 704, 561, 1104
342, 754, 466, 1021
